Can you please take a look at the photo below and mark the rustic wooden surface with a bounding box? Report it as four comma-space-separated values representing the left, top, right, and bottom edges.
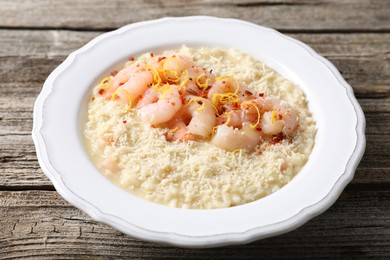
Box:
0, 0, 389, 259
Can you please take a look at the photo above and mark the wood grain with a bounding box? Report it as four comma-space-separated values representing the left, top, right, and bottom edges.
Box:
0, 0, 389, 31
1, 0, 390, 257
0, 188, 389, 259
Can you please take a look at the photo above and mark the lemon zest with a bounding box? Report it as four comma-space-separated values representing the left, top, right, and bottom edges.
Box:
271, 110, 277, 123
161, 57, 180, 82
196, 101, 205, 112
112, 87, 132, 108
144, 65, 161, 89
154, 83, 171, 92
111, 88, 120, 100
211, 104, 219, 114
242, 101, 261, 128
215, 75, 240, 94
185, 97, 196, 106
170, 127, 179, 133
161, 69, 179, 82
196, 73, 211, 91
182, 69, 189, 78
99, 77, 113, 90
223, 111, 232, 126
211, 126, 219, 137
212, 93, 240, 107
179, 77, 190, 89
186, 97, 206, 112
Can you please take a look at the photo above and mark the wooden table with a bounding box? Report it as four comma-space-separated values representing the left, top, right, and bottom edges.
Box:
1, 1, 389, 258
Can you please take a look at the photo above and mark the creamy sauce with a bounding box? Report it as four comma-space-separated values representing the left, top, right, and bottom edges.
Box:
84, 46, 316, 209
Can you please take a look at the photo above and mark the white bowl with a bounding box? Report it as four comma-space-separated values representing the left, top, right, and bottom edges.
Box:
32, 16, 365, 248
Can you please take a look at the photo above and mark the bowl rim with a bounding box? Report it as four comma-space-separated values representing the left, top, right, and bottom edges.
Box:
32, 16, 366, 248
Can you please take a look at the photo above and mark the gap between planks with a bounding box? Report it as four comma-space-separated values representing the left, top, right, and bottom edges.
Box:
0, 185, 55, 192
1, 26, 390, 34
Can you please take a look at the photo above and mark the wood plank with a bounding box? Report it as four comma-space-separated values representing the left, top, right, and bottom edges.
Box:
0, 30, 100, 58
0, 189, 389, 258
0, 1, 388, 258
3, 30, 390, 58
0, 0, 389, 31
295, 32, 390, 99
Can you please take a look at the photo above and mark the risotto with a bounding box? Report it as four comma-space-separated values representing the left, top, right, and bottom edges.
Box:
84, 46, 316, 209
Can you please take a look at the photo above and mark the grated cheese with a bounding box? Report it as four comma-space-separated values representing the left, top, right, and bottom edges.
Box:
84, 46, 317, 209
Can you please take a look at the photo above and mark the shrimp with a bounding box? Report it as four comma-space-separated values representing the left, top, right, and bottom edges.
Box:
280, 106, 299, 137
160, 55, 194, 82
194, 68, 215, 90
211, 125, 262, 152
136, 87, 159, 109
179, 67, 201, 95
161, 97, 216, 141
186, 97, 216, 138
216, 110, 243, 128
99, 50, 300, 152
163, 55, 193, 75
179, 67, 215, 96
178, 67, 202, 96
120, 69, 154, 105
241, 97, 279, 114
138, 87, 182, 125
164, 119, 195, 142
147, 55, 165, 70
241, 97, 299, 138
106, 67, 154, 107
208, 76, 251, 96
261, 106, 298, 137
260, 111, 285, 136
237, 84, 256, 102
104, 65, 139, 98
147, 54, 191, 74
207, 77, 239, 100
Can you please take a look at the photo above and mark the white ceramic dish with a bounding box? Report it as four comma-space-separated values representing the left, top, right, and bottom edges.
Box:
32, 16, 365, 248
